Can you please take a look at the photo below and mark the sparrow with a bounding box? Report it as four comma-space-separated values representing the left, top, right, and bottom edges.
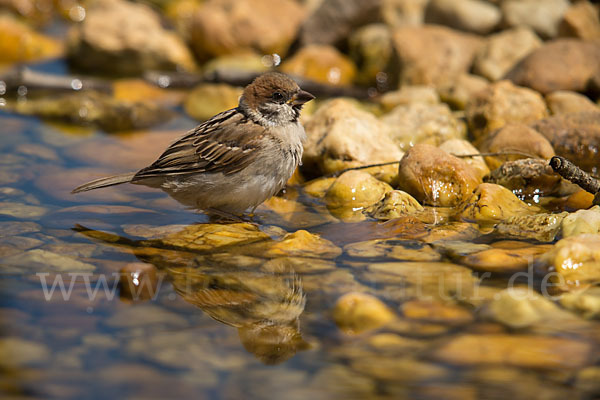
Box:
72, 72, 315, 214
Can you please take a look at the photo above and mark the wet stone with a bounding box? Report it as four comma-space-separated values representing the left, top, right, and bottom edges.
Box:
241, 230, 342, 259
127, 329, 246, 371
0, 236, 43, 257
302, 269, 365, 296
0, 221, 41, 237
344, 239, 442, 262
398, 144, 481, 207
560, 287, 600, 319
325, 170, 392, 221
119, 262, 159, 302
484, 287, 583, 330
122, 224, 188, 239
495, 212, 567, 242
152, 223, 270, 252
420, 222, 482, 244
366, 333, 428, 355
460, 183, 538, 226
0, 337, 51, 368
460, 243, 552, 273
350, 355, 449, 383
366, 261, 478, 301
41, 242, 101, 259
539, 234, 600, 288
1, 249, 96, 273
261, 257, 335, 274
433, 240, 491, 258
0, 187, 26, 199
432, 333, 592, 369
401, 300, 474, 325
0, 201, 47, 219
561, 206, 600, 237
565, 189, 596, 211
259, 196, 337, 230
303, 177, 336, 199
364, 190, 424, 221
332, 292, 396, 335
439, 139, 489, 182
106, 304, 188, 329
383, 318, 453, 338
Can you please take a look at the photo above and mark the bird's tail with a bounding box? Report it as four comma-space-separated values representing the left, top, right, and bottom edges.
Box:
71, 172, 136, 194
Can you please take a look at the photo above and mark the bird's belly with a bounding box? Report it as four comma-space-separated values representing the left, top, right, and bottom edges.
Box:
157, 167, 292, 213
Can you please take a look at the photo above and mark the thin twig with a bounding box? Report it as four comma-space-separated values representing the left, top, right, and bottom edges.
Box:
325, 161, 402, 178
323, 151, 540, 178
453, 151, 540, 159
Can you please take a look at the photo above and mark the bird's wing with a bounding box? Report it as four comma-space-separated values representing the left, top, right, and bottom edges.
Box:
133, 108, 265, 179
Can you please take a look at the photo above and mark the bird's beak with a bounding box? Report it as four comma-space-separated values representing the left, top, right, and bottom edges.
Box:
290, 90, 315, 106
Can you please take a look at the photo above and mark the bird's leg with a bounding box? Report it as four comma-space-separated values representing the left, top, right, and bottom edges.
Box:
205, 208, 244, 222
205, 208, 259, 225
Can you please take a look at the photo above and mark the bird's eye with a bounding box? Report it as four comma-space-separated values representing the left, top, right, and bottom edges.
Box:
272, 92, 284, 102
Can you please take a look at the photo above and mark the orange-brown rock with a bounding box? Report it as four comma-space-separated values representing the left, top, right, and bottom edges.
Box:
397, 144, 481, 207
392, 25, 483, 87
479, 123, 555, 169
465, 80, 548, 140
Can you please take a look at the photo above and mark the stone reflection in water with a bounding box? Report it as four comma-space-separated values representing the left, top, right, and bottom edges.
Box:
77, 224, 309, 365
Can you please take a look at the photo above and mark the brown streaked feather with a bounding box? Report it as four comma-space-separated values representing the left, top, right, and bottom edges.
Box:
133, 108, 265, 180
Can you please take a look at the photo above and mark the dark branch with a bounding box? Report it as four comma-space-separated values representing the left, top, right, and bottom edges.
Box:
550, 156, 600, 205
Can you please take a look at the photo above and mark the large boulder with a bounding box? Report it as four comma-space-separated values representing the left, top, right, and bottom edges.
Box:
505, 39, 600, 94
67, 0, 196, 75
189, 0, 305, 61
392, 25, 483, 88
303, 99, 403, 174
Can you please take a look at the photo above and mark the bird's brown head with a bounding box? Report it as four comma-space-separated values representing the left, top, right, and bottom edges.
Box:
240, 72, 315, 126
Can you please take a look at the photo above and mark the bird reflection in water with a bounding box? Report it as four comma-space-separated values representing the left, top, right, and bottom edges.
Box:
76, 225, 310, 364
167, 257, 309, 365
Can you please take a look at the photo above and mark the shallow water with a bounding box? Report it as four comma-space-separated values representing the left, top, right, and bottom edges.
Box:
1, 63, 600, 400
